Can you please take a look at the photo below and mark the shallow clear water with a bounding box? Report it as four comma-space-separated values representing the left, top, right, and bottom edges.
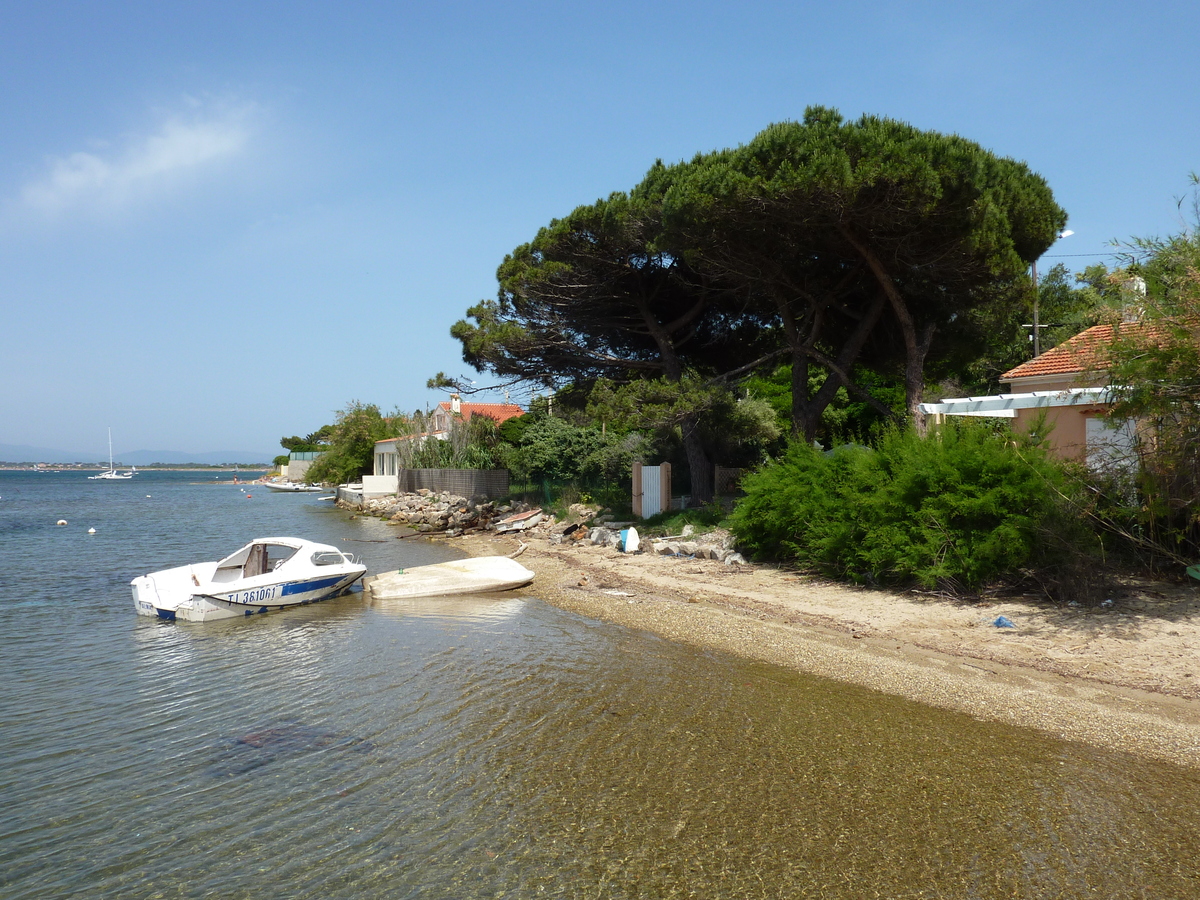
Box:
2, 470, 1200, 898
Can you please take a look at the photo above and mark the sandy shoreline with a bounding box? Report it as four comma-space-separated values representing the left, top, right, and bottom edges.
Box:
445, 530, 1200, 768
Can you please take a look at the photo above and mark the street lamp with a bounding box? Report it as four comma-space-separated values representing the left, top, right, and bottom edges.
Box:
1031, 229, 1074, 357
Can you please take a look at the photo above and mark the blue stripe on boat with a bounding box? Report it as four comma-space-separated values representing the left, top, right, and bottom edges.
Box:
280, 576, 346, 596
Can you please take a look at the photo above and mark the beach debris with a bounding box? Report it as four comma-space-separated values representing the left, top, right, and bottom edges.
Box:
993, 615, 1016, 628
494, 508, 543, 534
344, 490, 756, 572
589, 526, 622, 548
567, 502, 599, 522
619, 527, 640, 553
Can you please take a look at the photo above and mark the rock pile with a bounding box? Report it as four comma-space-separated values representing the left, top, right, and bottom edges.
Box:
351, 489, 536, 535
647, 538, 746, 566
347, 492, 747, 564
552, 520, 746, 565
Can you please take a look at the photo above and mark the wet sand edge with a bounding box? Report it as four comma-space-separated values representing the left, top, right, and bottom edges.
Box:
449, 532, 1200, 769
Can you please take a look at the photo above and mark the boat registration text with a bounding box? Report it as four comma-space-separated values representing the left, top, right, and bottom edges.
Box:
228, 586, 279, 604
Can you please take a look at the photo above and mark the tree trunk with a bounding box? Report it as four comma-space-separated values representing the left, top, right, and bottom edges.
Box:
634, 293, 713, 503
897, 323, 934, 434
838, 224, 934, 434
791, 346, 811, 440
681, 416, 713, 505
801, 292, 889, 441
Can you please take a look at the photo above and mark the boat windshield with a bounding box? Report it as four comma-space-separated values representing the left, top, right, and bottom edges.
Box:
258, 543, 299, 575
215, 542, 300, 579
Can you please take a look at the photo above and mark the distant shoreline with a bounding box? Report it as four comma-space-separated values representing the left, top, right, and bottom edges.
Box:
0, 466, 271, 472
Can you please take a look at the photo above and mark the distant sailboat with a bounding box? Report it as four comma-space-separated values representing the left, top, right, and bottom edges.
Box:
88, 429, 135, 480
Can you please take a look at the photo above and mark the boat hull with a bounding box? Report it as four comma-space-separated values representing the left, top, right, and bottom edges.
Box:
363, 556, 534, 601
132, 539, 366, 622
134, 571, 364, 621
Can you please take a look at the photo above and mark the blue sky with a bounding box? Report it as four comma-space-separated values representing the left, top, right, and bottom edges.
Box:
2, 1, 1197, 459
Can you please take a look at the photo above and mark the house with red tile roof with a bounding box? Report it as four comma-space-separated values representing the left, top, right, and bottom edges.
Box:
920, 323, 1156, 464
428, 394, 525, 433
365, 394, 525, 496
999, 324, 1139, 462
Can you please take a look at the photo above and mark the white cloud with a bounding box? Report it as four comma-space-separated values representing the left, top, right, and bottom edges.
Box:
14, 101, 255, 217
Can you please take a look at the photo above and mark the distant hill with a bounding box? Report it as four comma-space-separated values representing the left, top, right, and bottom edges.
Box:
0, 443, 273, 466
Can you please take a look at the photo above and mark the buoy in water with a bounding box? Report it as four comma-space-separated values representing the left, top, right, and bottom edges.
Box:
57, 519, 67, 526
88, 527, 96, 534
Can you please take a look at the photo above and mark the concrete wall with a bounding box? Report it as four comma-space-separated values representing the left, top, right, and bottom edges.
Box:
1010, 405, 1096, 462
1005, 374, 1106, 463
339, 469, 510, 501
362, 474, 400, 498
336, 484, 363, 508
287, 458, 314, 482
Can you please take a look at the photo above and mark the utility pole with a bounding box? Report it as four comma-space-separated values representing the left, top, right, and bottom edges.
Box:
1030, 230, 1073, 357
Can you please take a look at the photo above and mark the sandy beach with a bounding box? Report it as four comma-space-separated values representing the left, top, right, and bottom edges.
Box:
448, 530, 1200, 768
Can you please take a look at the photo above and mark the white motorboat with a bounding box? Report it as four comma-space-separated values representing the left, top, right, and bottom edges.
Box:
132, 537, 367, 622
89, 429, 136, 480
363, 556, 534, 600
263, 481, 323, 492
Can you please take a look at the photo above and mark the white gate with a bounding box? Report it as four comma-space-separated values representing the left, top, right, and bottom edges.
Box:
641, 465, 663, 518
633, 462, 670, 518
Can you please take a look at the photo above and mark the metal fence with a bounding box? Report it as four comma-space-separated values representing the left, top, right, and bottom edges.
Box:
714, 466, 745, 497
400, 468, 510, 498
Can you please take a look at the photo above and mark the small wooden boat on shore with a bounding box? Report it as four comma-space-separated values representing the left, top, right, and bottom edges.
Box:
363, 557, 534, 601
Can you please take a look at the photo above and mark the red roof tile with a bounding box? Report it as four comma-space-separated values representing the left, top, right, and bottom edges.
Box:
437, 401, 525, 424
1000, 322, 1164, 382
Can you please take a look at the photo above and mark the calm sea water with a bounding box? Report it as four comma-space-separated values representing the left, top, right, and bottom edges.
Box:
2, 469, 1200, 899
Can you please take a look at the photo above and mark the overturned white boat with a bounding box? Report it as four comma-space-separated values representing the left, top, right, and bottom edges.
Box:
132, 537, 366, 622
363, 556, 534, 601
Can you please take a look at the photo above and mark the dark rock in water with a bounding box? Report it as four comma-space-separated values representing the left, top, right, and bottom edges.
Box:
207, 722, 374, 777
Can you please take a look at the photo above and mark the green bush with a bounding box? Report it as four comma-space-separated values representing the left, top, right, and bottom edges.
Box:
730, 423, 1080, 590
502, 416, 645, 485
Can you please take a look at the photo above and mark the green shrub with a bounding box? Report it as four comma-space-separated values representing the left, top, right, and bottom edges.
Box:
730, 423, 1080, 590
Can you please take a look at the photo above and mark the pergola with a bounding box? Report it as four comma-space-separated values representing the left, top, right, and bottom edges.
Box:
919, 386, 1114, 420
